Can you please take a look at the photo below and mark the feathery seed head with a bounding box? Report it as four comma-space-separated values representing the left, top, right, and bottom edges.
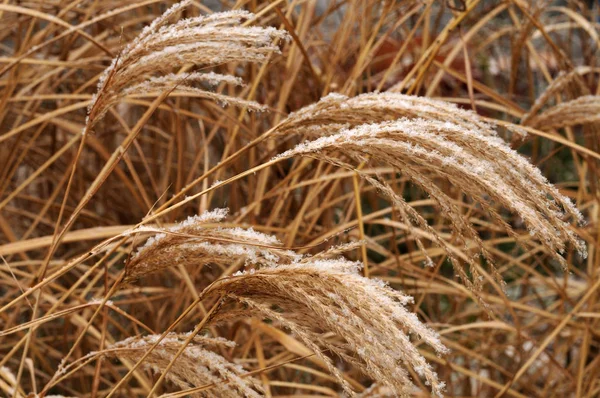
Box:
125, 208, 301, 283
86, 2, 289, 129
106, 334, 262, 397
273, 92, 586, 291
205, 258, 448, 397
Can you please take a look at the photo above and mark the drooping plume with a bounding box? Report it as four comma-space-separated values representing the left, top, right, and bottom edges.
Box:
125, 208, 301, 283
86, 1, 289, 128
204, 258, 448, 397
106, 334, 263, 397
273, 92, 586, 289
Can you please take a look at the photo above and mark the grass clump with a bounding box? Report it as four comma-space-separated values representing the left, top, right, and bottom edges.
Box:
1, 1, 599, 397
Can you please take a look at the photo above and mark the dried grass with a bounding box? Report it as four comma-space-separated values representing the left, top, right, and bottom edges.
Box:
274, 93, 585, 290
206, 259, 448, 396
86, 1, 288, 129
1, 1, 599, 397
105, 334, 263, 397
124, 208, 300, 283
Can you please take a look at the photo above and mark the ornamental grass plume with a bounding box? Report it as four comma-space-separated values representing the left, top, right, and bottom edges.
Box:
106, 334, 262, 398
520, 68, 591, 125
124, 208, 301, 283
86, 0, 289, 128
273, 92, 586, 289
125, 212, 447, 396
525, 95, 600, 130
204, 258, 449, 397
272, 92, 497, 139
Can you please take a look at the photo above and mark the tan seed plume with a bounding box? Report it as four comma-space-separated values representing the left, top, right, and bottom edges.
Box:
273, 92, 586, 288
125, 211, 447, 396
106, 334, 262, 397
124, 208, 301, 283
204, 259, 448, 397
526, 95, 600, 130
86, 0, 289, 129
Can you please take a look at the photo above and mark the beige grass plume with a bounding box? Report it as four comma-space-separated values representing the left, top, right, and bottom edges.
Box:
521, 68, 591, 126
125, 211, 446, 396
525, 95, 600, 130
272, 92, 497, 139
106, 334, 262, 397
204, 258, 449, 397
85, 0, 289, 129
272, 92, 586, 289
124, 208, 301, 283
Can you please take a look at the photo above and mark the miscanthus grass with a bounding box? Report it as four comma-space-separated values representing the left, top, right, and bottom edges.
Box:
1, 1, 599, 397
86, 0, 289, 129
105, 334, 263, 398
121, 211, 446, 396
124, 208, 301, 283
273, 93, 585, 293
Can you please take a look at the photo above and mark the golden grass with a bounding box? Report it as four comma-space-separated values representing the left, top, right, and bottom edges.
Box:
1, 0, 599, 397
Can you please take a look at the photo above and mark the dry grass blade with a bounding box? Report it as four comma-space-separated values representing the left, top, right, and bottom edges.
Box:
105, 334, 263, 397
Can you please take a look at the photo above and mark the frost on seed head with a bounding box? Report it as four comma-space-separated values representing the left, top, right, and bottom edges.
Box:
106, 333, 262, 397
272, 92, 587, 300
85, 1, 289, 129
124, 208, 301, 283
205, 257, 448, 397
